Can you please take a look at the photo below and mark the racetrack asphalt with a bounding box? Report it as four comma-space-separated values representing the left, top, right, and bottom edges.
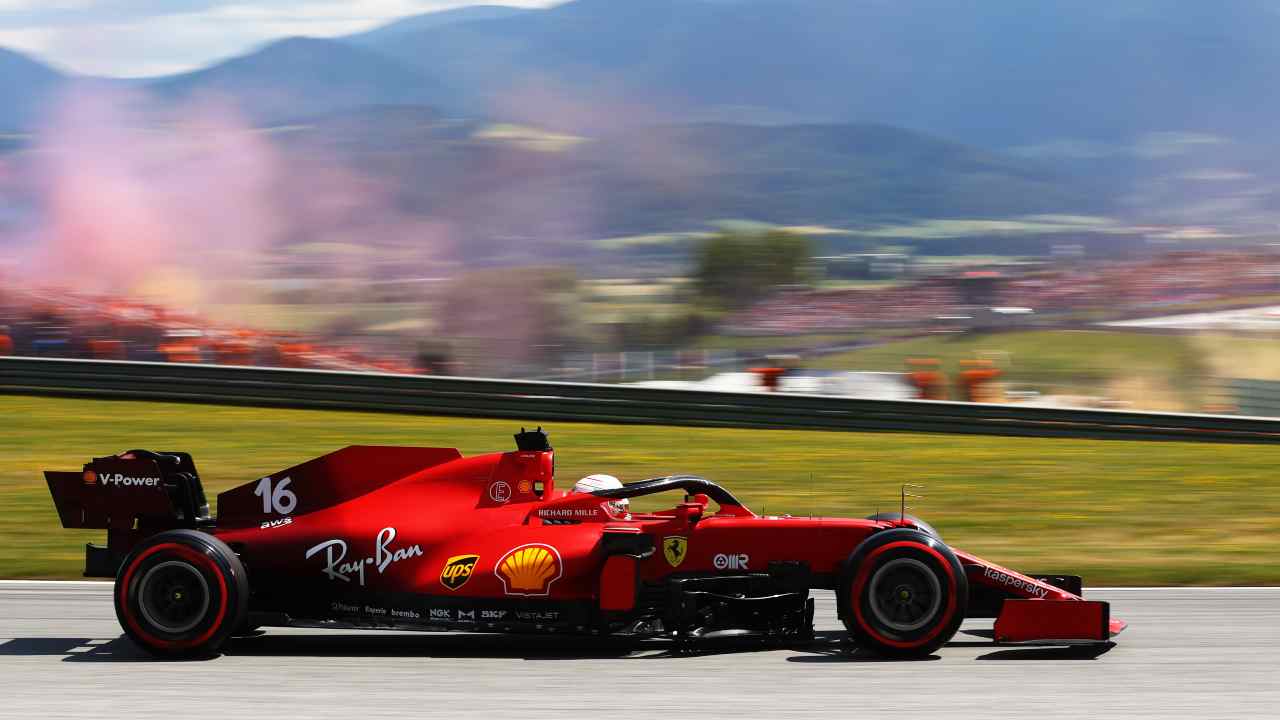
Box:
0, 583, 1274, 719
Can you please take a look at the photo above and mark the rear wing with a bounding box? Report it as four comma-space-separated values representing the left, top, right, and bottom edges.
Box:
45, 450, 211, 576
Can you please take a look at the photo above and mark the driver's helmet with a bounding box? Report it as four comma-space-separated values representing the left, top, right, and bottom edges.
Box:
573, 473, 629, 514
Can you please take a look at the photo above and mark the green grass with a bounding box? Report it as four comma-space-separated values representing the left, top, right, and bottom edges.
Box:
202, 303, 431, 334
809, 329, 1280, 409
687, 329, 913, 353
848, 216, 1124, 240
595, 232, 713, 250
1056, 293, 1280, 324
815, 280, 906, 291
1126, 294, 1280, 315
692, 332, 868, 352
3, 395, 1278, 584
811, 330, 1203, 376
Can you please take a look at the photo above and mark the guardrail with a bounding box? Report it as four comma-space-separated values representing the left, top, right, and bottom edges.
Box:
4, 357, 1280, 443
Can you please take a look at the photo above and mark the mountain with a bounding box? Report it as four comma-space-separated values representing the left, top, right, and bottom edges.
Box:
147, 37, 443, 123
9, 0, 1279, 246
12, 0, 1280, 148
589, 123, 1098, 226
0, 48, 65, 130
266, 107, 1100, 262
359, 0, 1280, 148
344, 5, 534, 47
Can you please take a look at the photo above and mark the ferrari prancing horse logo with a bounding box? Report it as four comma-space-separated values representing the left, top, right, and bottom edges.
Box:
663, 536, 687, 568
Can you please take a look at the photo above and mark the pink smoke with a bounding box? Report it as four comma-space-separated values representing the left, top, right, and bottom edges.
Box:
13, 84, 454, 306
18, 87, 277, 296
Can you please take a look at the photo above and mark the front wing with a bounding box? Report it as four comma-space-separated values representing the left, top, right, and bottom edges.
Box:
955, 549, 1127, 644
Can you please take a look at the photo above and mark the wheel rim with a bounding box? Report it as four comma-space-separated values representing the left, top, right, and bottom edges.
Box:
867, 557, 942, 632
137, 560, 211, 634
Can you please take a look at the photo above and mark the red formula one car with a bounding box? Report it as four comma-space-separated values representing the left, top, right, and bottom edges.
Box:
44, 428, 1124, 658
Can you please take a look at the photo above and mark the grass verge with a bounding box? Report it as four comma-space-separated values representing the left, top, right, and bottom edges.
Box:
807, 329, 1244, 409
2, 395, 1277, 584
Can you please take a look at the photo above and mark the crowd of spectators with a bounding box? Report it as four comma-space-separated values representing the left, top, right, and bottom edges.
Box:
6, 248, 1280, 375
724, 279, 965, 335
998, 250, 1280, 313
724, 249, 1280, 335
0, 282, 418, 373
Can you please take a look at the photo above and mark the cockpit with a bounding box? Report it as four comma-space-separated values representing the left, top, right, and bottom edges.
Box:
589, 475, 752, 519
507, 427, 754, 524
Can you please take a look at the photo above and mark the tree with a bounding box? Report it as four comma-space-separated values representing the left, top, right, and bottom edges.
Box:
693, 229, 815, 309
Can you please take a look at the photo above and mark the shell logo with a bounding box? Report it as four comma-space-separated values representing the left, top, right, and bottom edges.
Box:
495, 543, 563, 596
82, 470, 97, 486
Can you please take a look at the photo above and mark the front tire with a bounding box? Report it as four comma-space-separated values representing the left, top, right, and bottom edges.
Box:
865, 512, 941, 540
114, 530, 249, 658
839, 529, 967, 658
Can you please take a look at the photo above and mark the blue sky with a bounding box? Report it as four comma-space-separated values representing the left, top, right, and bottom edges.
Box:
0, 1, 555, 77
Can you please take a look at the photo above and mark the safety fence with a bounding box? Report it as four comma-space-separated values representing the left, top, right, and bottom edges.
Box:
4, 357, 1280, 443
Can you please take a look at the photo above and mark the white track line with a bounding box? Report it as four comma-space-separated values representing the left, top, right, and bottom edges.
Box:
1090, 586, 1280, 591
0, 580, 1276, 590
0, 580, 111, 587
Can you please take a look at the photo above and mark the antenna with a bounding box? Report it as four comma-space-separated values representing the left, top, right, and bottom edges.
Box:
896, 481, 926, 520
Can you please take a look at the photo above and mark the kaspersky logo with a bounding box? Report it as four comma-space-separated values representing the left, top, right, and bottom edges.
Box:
495, 544, 562, 596
440, 554, 479, 590
982, 565, 1050, 599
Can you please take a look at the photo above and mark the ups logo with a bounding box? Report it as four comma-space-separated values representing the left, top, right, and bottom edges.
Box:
440, 554, 479, 590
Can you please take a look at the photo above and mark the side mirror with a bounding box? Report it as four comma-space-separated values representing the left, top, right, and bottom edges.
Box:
677, 502, 703, 524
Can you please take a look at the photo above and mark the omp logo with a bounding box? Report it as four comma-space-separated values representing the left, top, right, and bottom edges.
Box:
495, 544, 563, 596
100, 473, 162, 488
440, 554, 479, 590
713, 553, 748, 570
982, 566, 1050, 599
663, 536, 688, 568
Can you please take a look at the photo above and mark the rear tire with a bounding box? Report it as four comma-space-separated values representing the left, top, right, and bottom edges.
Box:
839, 529, 967, 659
114, 530, 248, 658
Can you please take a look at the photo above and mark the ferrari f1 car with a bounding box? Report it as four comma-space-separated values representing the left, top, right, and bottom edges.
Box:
44, 428, 1125, 658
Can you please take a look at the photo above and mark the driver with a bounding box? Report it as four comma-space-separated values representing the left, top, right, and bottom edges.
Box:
572, 474, 630, 517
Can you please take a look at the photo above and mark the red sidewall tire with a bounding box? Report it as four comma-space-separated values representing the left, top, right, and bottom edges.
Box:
114, 530, 248, 658
840, 529, 968, 658
864, 513, 941, 541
